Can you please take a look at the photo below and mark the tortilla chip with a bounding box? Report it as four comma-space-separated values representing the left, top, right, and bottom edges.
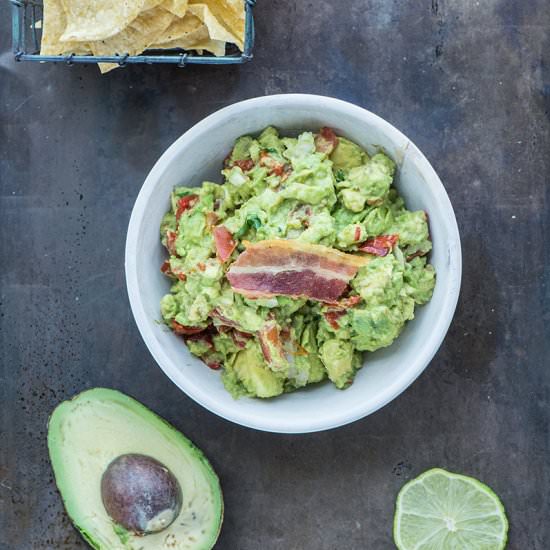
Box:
189, 0, 244, 49
161, 0, 190, 18
142, 0, 166, 9
91, 7, 174, 73
192, 39, 226, 56
60, 0, 152, 42
149, 13, 209, 48
40, 0, 92, 55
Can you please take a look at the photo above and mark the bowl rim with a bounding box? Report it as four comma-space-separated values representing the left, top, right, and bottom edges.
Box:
125, 93, 462, 434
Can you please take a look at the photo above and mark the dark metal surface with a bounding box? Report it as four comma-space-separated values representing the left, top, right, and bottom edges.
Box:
1, 1, 549, 548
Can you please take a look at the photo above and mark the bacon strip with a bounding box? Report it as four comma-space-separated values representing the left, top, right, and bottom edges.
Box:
324, 311, 345, 330
183, 330, 221, 370
315, 127, 339, 154
233, 159, 255, 172
358, 235, 399, 257
160, 260, 174, 278
171, 320, 206, 336
232, 330, 252, 349
165, 230, 177, 256
213, 225, 237, 262
258, 321, 288, 371
206, 211, 219, 228
323, 295, 361, 328
324, 295, 362, 310
210, 308, 251, 333
210, 309, 239, 329
259, 151, 287, 176
226, 240, 370, 303
214, 321, 251, 349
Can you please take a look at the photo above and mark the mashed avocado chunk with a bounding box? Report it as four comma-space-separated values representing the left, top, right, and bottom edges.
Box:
159, 127, 436, 398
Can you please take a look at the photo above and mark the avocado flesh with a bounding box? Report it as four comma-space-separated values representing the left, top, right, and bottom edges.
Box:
48, 388, 223, 550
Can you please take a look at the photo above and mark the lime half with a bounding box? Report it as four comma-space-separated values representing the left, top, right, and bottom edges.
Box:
394, 468, 508, 550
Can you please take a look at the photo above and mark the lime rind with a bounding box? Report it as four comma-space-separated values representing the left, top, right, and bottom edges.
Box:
394, 468, 509, 550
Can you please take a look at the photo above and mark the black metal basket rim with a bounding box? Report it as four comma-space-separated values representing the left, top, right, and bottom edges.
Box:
15, 52, 253, 65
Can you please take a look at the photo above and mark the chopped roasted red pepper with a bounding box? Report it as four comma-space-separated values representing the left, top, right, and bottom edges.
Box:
270, 163, 285, 176
354, 226, 362, 241
175, 194, 199, 221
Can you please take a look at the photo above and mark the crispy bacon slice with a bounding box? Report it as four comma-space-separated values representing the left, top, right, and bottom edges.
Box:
184, 329, 214, 345
210, 308, 239, 328
175, 194, 199, 221
233, 159, 255, 172
358, 234, 399, 257
226, 240, 370, 303
165, 230, 177, 256
210, 308, 251, 333
213, 225, 237, 262
258, 321, 288, 371
172, 262, 187, 281
259, 151, 287, 177
324, 310, 345, 330
205, 361, 222, 370
161, 260, 186, 281
232, 329, 252, 349
206, 211, 219, 228
160, 260, 174, 277
323, 295, 361, 328
171, 320, 206, 336
324, 295, 362, 311
182, 330, 221, 369
213, 321, 252, 349
315, 127, 339, 155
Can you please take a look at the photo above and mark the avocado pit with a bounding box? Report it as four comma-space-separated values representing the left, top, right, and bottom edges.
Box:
101, 453, 182, 536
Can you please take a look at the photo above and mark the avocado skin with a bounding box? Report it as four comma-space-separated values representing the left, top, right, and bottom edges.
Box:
47, 387, 224, 550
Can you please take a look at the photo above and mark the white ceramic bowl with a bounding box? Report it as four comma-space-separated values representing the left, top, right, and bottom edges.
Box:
125, 94, 461, 434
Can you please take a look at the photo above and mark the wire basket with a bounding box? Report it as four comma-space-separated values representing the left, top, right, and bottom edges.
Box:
10, 0, 255, 67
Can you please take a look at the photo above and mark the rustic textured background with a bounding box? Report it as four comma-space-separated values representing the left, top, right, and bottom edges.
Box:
1, 0, 549, 548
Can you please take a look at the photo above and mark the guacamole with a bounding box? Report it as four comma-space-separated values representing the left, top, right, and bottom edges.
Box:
159, 127, 435, 398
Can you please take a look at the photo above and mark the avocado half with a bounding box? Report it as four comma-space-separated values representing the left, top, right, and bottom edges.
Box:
47, 388, 223, 550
